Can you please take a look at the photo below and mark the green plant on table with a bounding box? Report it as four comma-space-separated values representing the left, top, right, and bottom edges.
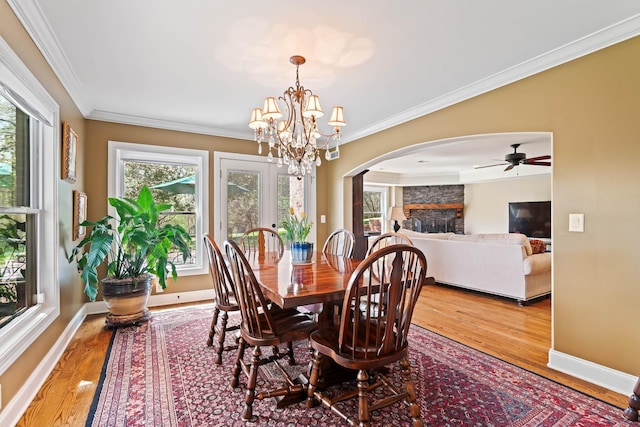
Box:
281, 207, 313, 244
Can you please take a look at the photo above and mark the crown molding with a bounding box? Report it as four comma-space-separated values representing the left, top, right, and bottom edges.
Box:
343, 13, 640, 144
10, 1, 640, 141
88, 110, 250, 139
8, 0, 92, 116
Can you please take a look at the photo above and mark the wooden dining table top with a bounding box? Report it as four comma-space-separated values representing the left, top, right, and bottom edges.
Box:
245, 250, 361, 309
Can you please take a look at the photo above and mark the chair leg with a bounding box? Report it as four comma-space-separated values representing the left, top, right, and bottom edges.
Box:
214, 311, 228, 365
287, 341, 296, 365
306, 350, 322, 408
231, 338, 246, 388
400, 357, 423, 427
207, 307, 220, 347
356, 369, 370, 426
242, 345, 262, 421
624, 377, 640, 421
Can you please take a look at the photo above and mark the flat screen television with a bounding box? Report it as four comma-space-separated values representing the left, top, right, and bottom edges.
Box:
508, 201, 551, 239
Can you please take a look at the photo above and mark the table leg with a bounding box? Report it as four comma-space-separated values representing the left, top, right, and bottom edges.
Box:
623, 376, 640, 421
316, 301, 337, 330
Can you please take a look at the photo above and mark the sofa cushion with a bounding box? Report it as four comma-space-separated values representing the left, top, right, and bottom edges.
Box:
523, 252, 551, 275
529, 239, 547, 254
476, 233, 533, 256
447, 234, 480, 242
399, 229, 453, 240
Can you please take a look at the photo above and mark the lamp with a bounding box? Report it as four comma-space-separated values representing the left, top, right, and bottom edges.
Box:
248, 55, 346, 179
388, 206, 407, 233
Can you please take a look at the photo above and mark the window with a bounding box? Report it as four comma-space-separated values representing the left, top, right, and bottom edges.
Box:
0, 36, 59, 374
109, 141, 209, 276
214, 152, 316, 246
0, 97, 34, 328
363, 186, 386, 236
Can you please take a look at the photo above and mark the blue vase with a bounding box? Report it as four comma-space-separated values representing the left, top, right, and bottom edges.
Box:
291, 242, 314, 263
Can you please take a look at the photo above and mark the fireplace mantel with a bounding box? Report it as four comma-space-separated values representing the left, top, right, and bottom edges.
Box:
403, 203, 464, 219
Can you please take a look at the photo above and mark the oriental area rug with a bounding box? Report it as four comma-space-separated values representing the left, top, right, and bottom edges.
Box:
87, 305, 631, 426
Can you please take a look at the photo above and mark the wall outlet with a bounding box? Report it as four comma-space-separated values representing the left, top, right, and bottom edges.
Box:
320, 215, 326, 223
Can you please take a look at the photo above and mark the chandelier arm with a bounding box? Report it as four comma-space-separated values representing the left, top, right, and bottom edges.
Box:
278, 91, 296, 136
248, 55, 344, 178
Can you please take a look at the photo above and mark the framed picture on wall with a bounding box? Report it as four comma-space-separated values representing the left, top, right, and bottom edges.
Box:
62, 121, 78, 183
73, 190, 87, 240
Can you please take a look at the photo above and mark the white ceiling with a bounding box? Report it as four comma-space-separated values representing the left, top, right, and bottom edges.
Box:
10, 1, 640, 182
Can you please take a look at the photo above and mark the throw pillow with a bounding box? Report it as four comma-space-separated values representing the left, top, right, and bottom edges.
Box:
529, 239, 546, 254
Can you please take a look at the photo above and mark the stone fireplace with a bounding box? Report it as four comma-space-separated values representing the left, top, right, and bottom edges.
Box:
402, 185, 464, 234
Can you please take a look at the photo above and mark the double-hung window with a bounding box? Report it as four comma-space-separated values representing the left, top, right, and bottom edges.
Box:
0, 36, 59, 374
108, 141, 209, 277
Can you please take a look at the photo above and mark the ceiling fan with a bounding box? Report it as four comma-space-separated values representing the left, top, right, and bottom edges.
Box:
475, 143, 551, 171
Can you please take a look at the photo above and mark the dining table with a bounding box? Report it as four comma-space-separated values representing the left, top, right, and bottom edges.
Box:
245, 249, 361, 331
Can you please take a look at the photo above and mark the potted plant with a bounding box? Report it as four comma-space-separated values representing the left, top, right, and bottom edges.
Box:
281, 207, 313, 263
68, 186, 191, 327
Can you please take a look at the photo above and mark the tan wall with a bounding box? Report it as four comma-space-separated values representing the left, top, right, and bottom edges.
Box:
83, 122, 336, 288
2, 0, 639, 412
464, 175, 552, 234
0, 0, 86, 406
328, 37, 640, 375
84, 120, 260, 293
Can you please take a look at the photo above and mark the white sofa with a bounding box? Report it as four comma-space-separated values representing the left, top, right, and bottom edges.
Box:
398, 229, 551, 304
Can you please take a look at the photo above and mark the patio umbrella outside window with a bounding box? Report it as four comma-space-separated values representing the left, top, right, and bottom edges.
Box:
150, 175, 249, 195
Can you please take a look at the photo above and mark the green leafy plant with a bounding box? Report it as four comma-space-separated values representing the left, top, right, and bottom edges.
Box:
0, 214, 25, 303
68, 186, 191, 301
281, 207, 313, 243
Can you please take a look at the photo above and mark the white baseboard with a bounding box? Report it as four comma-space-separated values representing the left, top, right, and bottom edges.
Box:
0, 305, 87, 427
84, 289, 215, 315
548, 349, 637, 396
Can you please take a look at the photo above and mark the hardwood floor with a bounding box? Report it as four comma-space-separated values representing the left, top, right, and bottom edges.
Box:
17, 284, 628, 426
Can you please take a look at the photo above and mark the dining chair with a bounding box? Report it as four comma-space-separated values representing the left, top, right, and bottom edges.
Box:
224, 240, 318, 421
366, 232, 414, 257
203, 234, 240, 365
313, 228, 356, 319
364, 232, 416, 316
322, 228, 356, 257
240, 227, 284, 259
306, 244, 428, 427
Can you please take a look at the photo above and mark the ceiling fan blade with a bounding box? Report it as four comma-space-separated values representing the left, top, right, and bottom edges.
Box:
525, 161, 551, 166
474, 162, 507, 170
524, 155, 551, 162
504, 164, 515, 171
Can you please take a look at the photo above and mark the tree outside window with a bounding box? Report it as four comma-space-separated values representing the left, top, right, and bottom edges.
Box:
363, 188, 385, 236
123, 161, 197, 265
0, 94, 36, 328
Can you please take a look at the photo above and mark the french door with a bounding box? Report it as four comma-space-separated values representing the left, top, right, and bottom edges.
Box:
215, 153, 315, 245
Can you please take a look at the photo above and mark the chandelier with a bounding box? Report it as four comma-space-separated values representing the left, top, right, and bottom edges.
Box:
248, 55, 346, 178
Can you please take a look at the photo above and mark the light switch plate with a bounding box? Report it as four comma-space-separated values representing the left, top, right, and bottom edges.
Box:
569, 213, 584, 232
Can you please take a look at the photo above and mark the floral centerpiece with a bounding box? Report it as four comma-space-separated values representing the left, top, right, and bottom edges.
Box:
282, 207, 314, 263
